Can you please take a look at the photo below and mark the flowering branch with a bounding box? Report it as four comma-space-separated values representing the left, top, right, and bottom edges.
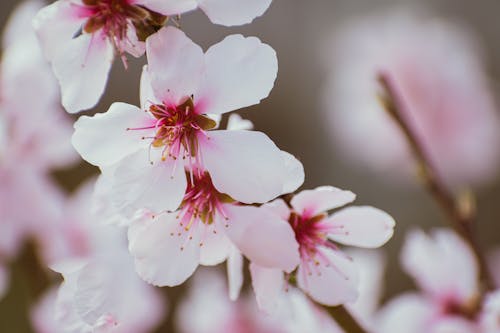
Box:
377, 71, 494, 291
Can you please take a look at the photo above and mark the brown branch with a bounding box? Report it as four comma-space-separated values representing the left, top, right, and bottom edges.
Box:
377, 72, 494, 291
323, 304, 370, 333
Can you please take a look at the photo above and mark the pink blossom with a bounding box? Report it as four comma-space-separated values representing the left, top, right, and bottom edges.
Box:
72, 27, 295, 216
127, 169, 302, 287
31, 179, 166, 333
377, 228, 480, 333
176, 268, 342, 333
323, 11, 500, 188
33, 0, 272, 113
250, 186, 395, 309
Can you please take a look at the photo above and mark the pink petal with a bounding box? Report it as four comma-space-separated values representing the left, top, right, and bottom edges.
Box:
146, 26, 204, 106
249, 263, 284, 314
198, 0, 272, 26
199, 224, 232, 266
263, 199, 291, 221
136, 0, 198, 16
51, 33, 114, 113
202, 130, 287, 204
227, 245, 244, 301
401, 228, 479, 303
72, 103, 151, 168
33, 0, 87, 61
30, 287, 60, 333
140, 65, 159, 110
128, 214, 201, 286
291, 186, 356, 217
197, 34, 277, 115
224, 205, 300, 272
326, 206, 395, 248
111, 149, 187, 215
297, 247, 359, 306
376, 293, 433, 333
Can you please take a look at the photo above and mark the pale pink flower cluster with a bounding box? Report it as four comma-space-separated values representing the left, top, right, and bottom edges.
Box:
1, 0, 402, 331
0, 0, 76, 299
323, 10, 500, 188
377, 229, 500, 333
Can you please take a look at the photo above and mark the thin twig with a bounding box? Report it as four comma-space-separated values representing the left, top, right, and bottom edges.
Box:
377, 71, 494, 291
324, 305, 370, 333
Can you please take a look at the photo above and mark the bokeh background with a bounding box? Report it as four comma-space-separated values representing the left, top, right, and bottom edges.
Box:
1, 0, 500, 331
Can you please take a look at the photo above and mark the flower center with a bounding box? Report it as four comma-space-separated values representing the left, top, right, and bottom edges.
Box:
178, 171, 233, 230
289, 212, 331, 263
146, 98, 216, 167
81, 0, 167, 50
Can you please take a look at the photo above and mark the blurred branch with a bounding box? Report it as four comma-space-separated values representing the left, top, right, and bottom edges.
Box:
377, 72, 494, 291
323, 304, 370, 333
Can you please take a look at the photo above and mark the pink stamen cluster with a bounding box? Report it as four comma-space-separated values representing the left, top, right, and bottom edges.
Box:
173, 172, 233, 249
288, 211, 348, 278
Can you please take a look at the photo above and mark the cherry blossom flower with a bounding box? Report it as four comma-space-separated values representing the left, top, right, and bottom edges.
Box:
73, 26, 294, 216
127, 168, 302, 287
176, 268, 342, 333
32, 180, 165, 333
377, 228, 481, 333
322, 10, 500, 188
249, 186, 395, 310
33, 0, 272, 113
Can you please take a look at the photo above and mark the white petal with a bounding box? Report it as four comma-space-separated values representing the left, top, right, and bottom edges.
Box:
376, 293, 433, 333
72, 103, 151, 167
128, 214, 201, 286
52, 33, 114, 113
297, 248, 359, 306
197, 34, 277, 115
140, 65, 159, 110
227, 245, 243, 301
227, 113, 254, 131
146, 26, 204, 105
198, 0, 272, 26
263, 199, 291, 220
199, 224, 231, 266
137, 0, 198, 16
33, 0, 87, 61
281, 151, 305, 194
291, 186, 356, 217
327, 206, 395, 248
224, 205, 300, 272
112, 149, 187, 215
249, 263, 284, 314
202, 130, 287, 204
401, 228, 479, 302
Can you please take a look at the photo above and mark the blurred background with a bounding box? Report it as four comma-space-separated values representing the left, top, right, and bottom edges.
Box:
1, 0, 500, 331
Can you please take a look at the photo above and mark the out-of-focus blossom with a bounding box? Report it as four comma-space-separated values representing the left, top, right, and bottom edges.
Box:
176, 268, 342, 333
0, 1, 77, 279
124, 107, 304, 287
323, 11, 500, 188
72, 26, 293, 217
32, 180, 166, 333
377, 229, 481, 333
345, 249, 386, 327
249, 186, 395, 310
1, 0, 76, 171
33, 0, 272, 113
480, 291, 500, 333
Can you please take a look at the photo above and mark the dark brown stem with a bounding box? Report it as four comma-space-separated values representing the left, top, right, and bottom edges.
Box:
323, 304, 370, 333
377, 72, 494, 291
